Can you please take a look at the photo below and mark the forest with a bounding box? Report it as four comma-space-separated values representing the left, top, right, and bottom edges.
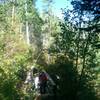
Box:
0, 0, 100, 100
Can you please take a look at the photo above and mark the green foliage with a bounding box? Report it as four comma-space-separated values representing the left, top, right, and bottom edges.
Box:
0, 33, 34, 99
0, 79, 18, 100
46, 54, 98, 100
47, 1, 99, 99
0, 0, 99, 99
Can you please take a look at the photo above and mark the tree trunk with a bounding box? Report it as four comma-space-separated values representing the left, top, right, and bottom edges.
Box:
26, 21, 30, 45
12, 0, 15, 28
25, 0, 30, 45
79, 32, 90, 81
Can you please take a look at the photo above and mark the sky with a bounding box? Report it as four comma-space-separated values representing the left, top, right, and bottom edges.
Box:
36, 0, 72, 19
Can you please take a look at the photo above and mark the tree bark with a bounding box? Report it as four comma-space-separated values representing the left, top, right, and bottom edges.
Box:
25, 0, 30, 45
12, 0, 15, 28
